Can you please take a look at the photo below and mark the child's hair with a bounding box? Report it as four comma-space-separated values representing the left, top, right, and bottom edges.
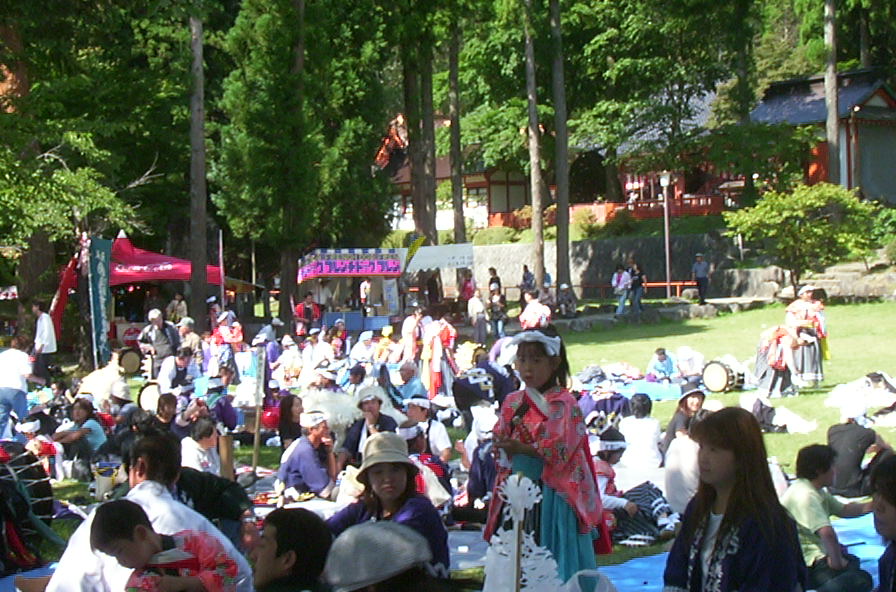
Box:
515, 326, 569, 389
264, 508, 332, 585
655, 347, 666, 356
871, 455, 896, 507
90, 499, 152, 552
156, 393, 177, 416
685, 407, 792, 546
615, 264, 624, 272
795, 444, 836, 480
630, 394, 652, 419
72, 398, 97, 422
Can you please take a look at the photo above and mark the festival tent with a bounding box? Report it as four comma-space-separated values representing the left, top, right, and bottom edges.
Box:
111, 232, 223, 286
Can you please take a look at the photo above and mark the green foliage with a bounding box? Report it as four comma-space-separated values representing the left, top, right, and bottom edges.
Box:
592, 209, 639, 239
724, 183, 877, 287
885, 237, 896, 266
871, 206, 896, 247
471, 226, 519, 245
698, 123, 819, 193
380, 230, 413, 248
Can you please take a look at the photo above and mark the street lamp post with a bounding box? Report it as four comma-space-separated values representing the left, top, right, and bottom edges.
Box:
659, 171, 672, 299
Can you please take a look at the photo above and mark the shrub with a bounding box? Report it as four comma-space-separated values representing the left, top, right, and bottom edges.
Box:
380, 230, 412, 248
597, 209, 638, 238
471, 226, 519, 245
886, 237, 896, 265
572, 208, 599, 239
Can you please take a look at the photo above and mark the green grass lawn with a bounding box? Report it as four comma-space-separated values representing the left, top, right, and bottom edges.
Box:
43, 300, 896, 573
564, 300, 896, 468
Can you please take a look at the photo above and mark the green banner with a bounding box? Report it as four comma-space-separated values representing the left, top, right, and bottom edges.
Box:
89, 237, 113, 367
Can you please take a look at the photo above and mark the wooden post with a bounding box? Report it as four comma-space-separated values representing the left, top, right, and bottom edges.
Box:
251, 344, 266, 476
218, 433, 235, 481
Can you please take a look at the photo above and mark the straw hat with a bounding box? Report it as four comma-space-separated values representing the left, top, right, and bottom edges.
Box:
323, 522, 432, 592
357, 432, 415, 481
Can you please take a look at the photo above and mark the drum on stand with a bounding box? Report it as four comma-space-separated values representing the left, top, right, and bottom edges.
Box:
119, 348, 142, 375
137, 382, 161, 412
702, 361, 744, 393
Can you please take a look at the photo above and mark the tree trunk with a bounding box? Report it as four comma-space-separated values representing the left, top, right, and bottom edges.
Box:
278, 248, 299, 327
824, 0, 840, 184
448, 22, 466, 291
402, 51, 427, 242
549, 0, 570, 288
733, 0, 756, 206
524, 0, 545, 289
449, 23, 465, 246
604, 148, 623, 202
858, 8, 870, 69
420, 44, 438, 246
278, 0, 305, 327
189, 13, 208, 325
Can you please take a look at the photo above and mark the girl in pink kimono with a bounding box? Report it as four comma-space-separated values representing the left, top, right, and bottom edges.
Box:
485, 327, 602, 581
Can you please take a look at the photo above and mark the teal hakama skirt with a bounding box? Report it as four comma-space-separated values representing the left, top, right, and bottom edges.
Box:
512, 454, 597, 582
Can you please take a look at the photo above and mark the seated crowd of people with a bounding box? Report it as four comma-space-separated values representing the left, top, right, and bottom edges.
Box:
4, 281, 896, 592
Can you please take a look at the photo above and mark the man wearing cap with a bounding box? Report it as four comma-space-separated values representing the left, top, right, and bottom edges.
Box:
278, 411, 336, 499
349, 330, 376, 367
299, 329, 333, 387
338, 386, 398, 470
176, 316, 204, 370
557, 283, 578, 318
138, 308, 180, 378
827, 402, 893, 497
404, 395, 452, 463
257, 317, 285, 344
691, 253, 711, 305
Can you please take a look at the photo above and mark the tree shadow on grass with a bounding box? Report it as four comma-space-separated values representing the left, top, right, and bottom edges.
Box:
563, 320, 710, 348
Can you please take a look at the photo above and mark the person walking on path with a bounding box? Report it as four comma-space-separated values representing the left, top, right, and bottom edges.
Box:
611, 265, 631, 316
628, 261, 646, 314
691, 253, 711, 305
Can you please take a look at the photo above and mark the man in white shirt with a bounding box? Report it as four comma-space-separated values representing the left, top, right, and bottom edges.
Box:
349, 331, 376, 366
32, 300, 57, 382
0, 335, 44, 440
157, 347, 202, 395
46, 432, 252, 592
403, 395, 452, 463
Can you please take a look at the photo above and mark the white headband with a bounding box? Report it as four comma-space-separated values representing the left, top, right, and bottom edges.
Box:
403, 398, 431, 410
511, 331, 562, 356
299, 411, 326, 428
599, 440, 628, 451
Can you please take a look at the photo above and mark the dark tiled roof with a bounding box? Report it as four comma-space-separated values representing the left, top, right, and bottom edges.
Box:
750, 69, 891, 125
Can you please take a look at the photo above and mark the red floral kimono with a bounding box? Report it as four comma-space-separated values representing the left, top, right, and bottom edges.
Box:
484, 387, 602, 540
125, 530, 239, 592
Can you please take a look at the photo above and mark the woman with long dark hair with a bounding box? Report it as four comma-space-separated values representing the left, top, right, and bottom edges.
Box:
277, 394, 302, 451
326, 432, 449, 578
663, 407, 806, 591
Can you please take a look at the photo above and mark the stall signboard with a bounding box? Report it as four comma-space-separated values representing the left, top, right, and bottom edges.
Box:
297, 248, 405, 282
88, 237, 113, 367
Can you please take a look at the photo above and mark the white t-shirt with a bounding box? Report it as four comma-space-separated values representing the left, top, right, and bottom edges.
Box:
0, 348, 32, 392
665, 435, 701, 515
424, 418, 452, 458
618, 416, 663, 469
181, 436, 222, 476
35, 312, 57, 354
46, 480, 252, 592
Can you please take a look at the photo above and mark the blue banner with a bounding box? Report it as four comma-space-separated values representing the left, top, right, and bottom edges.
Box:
89, 237, 113, 367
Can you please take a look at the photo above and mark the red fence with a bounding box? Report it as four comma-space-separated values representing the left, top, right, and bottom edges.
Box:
490, 195, 726, 229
